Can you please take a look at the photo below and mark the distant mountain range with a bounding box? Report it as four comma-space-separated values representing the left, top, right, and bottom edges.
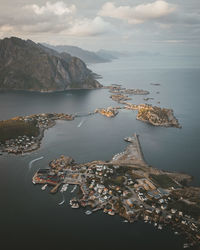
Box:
43, 44, 108, 64
43, 44, 129, 64
0, 37, 102, 92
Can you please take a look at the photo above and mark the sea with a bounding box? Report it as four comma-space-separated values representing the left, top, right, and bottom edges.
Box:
0, 56, 199, 250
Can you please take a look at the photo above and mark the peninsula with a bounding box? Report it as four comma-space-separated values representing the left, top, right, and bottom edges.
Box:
0, 113, 74, 154
32, 134, 200, 249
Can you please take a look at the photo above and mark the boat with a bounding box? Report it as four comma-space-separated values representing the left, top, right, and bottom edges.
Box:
41, 184, 47, 190
85, 210, 92, 215
108, 210, 115, 216
123, 220, 128, 223
60, 184, 68, 192
183, 243, 189, 249
71, 185, 77, 193
58, 200, 65, 206
71, 203, 79, 209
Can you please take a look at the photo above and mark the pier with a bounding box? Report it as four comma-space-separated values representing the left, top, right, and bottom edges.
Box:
50, 183, 61, 194
134, 133, 145, 162
111, 133, 147, 166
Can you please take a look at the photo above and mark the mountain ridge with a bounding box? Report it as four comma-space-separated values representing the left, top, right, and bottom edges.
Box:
0, 37, 102, 92
42, 43, 114, 64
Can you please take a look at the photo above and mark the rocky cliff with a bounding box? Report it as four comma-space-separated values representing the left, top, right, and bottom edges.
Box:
0, 37, 102, 92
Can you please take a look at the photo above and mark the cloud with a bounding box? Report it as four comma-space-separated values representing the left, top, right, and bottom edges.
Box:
99, 1, 176, 24
26, 1, 76, 16
0, 1, 114, 38
66, 16, 114, 36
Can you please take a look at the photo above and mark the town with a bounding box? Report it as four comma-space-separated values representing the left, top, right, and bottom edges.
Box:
32, 134, 200, 249
0, 113, 74, 154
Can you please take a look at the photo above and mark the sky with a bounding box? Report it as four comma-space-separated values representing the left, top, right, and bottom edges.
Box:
0, 0, 200, 55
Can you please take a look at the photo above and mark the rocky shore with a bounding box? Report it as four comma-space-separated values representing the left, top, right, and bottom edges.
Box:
95, 107, 119, 117
136, 104, 181, 128
108, 85, 150, 95
110, 94, 132, 103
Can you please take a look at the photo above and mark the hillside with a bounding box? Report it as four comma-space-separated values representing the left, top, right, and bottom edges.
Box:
43, 44, 112, 64
0, 37, 102, 92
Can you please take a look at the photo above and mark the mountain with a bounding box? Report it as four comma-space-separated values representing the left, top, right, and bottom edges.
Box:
96, 49, 126, 61
131, 51, 161, 57
43, 44, 110, 64
0, 37, 102, 92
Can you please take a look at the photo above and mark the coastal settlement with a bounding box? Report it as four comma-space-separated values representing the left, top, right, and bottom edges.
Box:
32, 134, 200, 249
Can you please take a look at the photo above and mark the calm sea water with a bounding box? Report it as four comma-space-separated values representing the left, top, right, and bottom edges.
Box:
0, 58, 199, 249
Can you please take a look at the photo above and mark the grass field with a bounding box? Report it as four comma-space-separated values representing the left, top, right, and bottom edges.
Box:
0, 119, 39, 143
150, 174, 179, 189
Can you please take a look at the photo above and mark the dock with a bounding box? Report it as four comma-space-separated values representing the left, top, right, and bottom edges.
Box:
134, 133, 145, 162
50, 183, 62, 194
111, 133, 147, 167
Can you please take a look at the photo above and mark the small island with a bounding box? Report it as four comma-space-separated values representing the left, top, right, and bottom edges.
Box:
32, 134, 200, 249
124, 103, 181, 128
107, 85, 150, 95
136, 104, 181, 128
110, 94, 132, 103
95, 107, 119, 117
150, 83, 161, 86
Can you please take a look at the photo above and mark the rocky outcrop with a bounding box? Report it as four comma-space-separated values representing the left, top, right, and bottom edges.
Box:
136, 104, 181, 128
0, 37, 102, 92
95, 107, 119, 117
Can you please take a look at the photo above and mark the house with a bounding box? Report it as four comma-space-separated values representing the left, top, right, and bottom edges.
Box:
171, 209, 177, 214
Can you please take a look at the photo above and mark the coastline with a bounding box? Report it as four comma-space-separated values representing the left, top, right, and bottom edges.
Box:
31, 134, 200, 248
0, 86, 104, 94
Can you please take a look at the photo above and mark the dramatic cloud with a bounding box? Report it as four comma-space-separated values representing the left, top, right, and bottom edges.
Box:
99, 1, 176, 24
0, 0, 200, 54
0, 1, 113, 37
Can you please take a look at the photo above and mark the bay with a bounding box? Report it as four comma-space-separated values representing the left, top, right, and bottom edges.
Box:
0, 57, 199, 249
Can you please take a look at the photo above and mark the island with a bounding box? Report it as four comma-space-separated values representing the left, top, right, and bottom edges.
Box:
110, 94, 132, 103
32, 134, 200, 249
0, 113, 74, 154
150, 83, 161, 86
136, 104, 181, 128
124, 103, 181, 128
0, 101, 181, 155
95, 107, 119, 117
107, 85, 150, 95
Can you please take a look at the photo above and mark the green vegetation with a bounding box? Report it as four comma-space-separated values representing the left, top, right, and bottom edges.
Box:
104, 176, 125, 187
116, 166, 133, 175
168, 201, 200, 219
150, 174, 179, 189
0, 119, 39, 143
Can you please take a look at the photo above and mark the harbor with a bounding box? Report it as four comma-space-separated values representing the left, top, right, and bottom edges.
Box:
31, 134, 200, 249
